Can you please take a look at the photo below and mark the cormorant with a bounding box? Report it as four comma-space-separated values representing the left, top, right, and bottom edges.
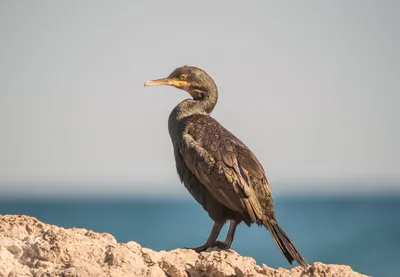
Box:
144, 66, 308, 268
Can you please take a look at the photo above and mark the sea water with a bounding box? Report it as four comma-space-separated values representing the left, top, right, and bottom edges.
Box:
1, 196, 398, 277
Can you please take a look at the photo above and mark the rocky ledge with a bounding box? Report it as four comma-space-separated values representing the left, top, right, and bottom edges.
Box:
0, 215, 368, 277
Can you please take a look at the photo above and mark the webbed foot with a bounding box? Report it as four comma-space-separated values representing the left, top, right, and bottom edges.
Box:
214, 240, 231, 250
184, 243, 216, 253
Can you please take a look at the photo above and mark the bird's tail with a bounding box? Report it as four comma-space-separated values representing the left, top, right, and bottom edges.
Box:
265, 221, 308, 268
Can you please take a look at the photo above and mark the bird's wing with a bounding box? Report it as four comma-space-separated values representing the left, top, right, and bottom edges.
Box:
178, 115, 273, 223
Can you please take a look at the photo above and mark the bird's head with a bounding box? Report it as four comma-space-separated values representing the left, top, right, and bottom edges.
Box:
144, 65, 217, 100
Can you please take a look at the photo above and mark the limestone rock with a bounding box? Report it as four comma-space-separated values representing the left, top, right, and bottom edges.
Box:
0, 215, 369, 277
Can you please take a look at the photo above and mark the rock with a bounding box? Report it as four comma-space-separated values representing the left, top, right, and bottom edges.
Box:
0, 215, 369, 277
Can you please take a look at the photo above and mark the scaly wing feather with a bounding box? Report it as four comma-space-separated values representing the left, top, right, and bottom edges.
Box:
178, 115, 274, 224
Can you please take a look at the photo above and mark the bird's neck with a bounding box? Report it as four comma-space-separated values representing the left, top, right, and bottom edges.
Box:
175, 87, 218, 120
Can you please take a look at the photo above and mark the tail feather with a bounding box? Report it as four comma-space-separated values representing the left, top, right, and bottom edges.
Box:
265, 222, 308, 268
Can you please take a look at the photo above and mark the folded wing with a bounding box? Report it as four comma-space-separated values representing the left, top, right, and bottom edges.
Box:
178, 115, 275, 225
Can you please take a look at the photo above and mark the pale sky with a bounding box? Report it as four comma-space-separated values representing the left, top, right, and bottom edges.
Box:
0, 1, 399, 197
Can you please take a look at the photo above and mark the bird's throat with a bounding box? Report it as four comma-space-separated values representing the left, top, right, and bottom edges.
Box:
176, 90, 218, 120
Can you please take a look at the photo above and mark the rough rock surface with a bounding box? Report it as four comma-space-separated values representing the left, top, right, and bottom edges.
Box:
0, 215, 369, 277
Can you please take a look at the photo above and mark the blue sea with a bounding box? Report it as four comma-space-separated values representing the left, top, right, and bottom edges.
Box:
1, 196, 399, 277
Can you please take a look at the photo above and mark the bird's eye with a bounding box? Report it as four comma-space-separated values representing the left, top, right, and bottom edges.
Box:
179, 75, 186, 80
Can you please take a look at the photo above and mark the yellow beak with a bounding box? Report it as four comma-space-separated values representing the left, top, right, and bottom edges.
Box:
144, 78, 187, 88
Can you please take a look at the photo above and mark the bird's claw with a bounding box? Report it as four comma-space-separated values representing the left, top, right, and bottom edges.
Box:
184, 241, 231, 253
214, 241, 231, 250
184, 244, 213, 253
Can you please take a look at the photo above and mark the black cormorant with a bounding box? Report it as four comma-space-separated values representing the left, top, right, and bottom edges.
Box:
144, 66, 308, 268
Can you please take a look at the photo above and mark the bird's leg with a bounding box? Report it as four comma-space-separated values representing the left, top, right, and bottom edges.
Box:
186, 222, 224, 252
215, 220, 239, 249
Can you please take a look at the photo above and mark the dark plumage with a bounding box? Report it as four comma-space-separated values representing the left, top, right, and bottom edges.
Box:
144, 66, 308, 268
